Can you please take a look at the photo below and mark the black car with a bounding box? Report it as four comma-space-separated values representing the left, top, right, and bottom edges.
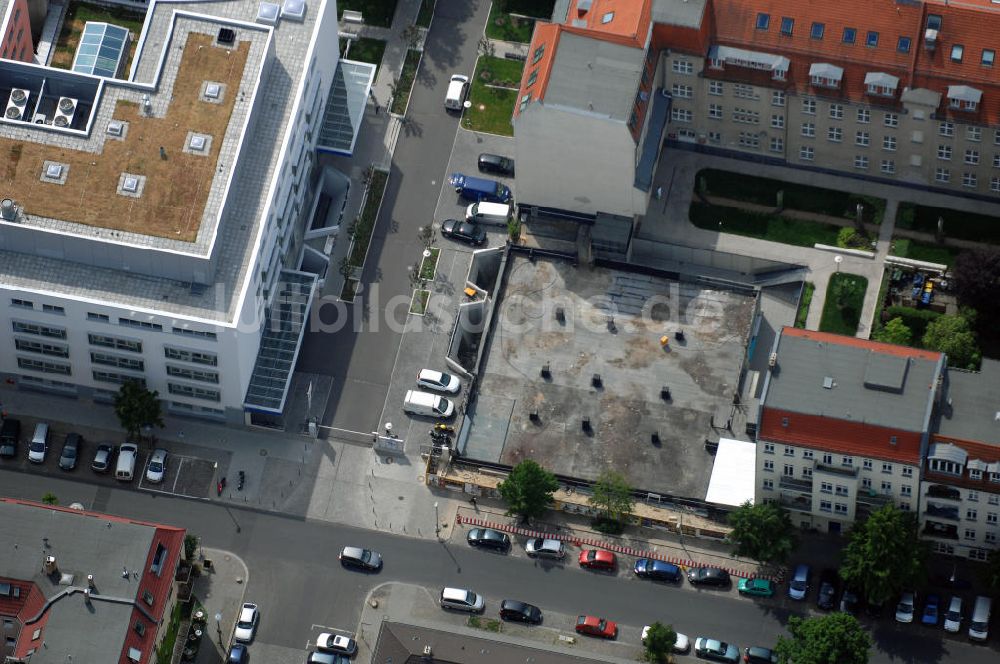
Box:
441, 219, 487, 245
58, 433, 83, 471
743, 646, 778, 664
817, 569, 839, 610
227, 644, 249, 664
477, 153, 514, 176
467, 528, 510, 551
687, 566, 731, 587
499, 599, 542, 624
0, 418, 20, 458
91, 443, 115, 473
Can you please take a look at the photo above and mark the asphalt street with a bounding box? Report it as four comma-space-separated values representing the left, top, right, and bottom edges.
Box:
3, 470, 994, 664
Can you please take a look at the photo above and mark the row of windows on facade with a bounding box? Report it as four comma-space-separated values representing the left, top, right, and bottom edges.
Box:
762, 463, 913, 494
11, 323, 218, 365
762, 444, 915, 474
8, 306, 218, 340
12, 344, 219, 383
935, 542, 994, 560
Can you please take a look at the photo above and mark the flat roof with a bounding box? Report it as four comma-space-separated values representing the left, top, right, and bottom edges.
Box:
705, 437, 757, 506
936, 360, 1000, 445
464, 255, 755, 499
543, 31, 643, 120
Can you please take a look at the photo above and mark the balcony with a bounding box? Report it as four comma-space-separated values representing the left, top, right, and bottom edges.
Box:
779, 476, 813, 493
815, 462, 859, 479
923, 503, 960, 521
777, 492, 812, 512
856, 489, 893, 509
926, 484, 961, 501
923, 521, 959, 540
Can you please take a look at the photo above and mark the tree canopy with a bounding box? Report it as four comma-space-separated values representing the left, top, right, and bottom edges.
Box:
775, 613, 871, 664
953, 247, 1000, 320
727, 501, 797, 565
642, 622, 677, 663
497, 460, 559, 522
113, 381, 164, 441
873, 317, 912, 347
840, 504, 926, 607
922, 312, 981, 370
590, 470, 634, 523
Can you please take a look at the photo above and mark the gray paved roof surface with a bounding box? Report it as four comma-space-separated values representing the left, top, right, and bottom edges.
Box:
544, 32, 643, 121
936, 360, 1000, 445
652, 0, 709, 28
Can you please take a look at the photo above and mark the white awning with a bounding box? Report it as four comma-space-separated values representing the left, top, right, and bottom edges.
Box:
928, 442, 968, 465
968, 459, 989, 471
709, 45, 789, 72
864, 72, 900, 88
705, 438, 758, 506
948, 85, 983, 103
809, 62, 844, 81
989, 461, 1000, 473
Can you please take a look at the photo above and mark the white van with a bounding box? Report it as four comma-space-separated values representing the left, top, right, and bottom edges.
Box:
969, 595, 991, 641
403, 390, 455, 419
116, 442, 138, 481
440, 587, 485, 613
943, 595, 963, 633
27, 422, 49, 464
465, 201, 510, 225
444, 74, 469, 111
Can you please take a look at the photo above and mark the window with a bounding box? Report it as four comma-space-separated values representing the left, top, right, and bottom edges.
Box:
90, 352, 144, 372
991, 495, 1000, 505
732, 108, 759, 124
172, 327, 217, 341
843, 28, 856, 44
966, 149, 980, 165
881, 481, 892, 493
994, 155, 1000, 168
769, 137, 784, 153
971, 469, 984, 480
992, 177, 1000, 193
951, 45, 964, 63
810, 22, 824, 39
900, 503, 910, 511
802, 98, 816, 114
822, 453, 833, 465
165, 347, 218, 366
168, 383, 221, 402
897, 36, 911, 53
828, 127, 843, 142
987, 532, 998, 544
863, 459, 873, 470
88, 334, 142, 353
772, 91, 785, 107
18, 357, 71, 375
842, 456, 854, 467
525, 70, 537, 87
884, 113, 899, 127
15, 339, 69, 358
672, 59, 693, 75
755, 13, 770, 30
936, 168, 950, 183
938, 145, 952, 160
927, 14, 942, 31
802, 467, 813, 478
939, 122, 954, 137
762, 479, 774, 490
901, 485, 912, 496
992, 472, 1000, 483
965, 529, 976, 541
708, 104, 722, 119
882, 462, 893, 474
835, 484, 849, 496
784, 446, 795, 457
930, 458, 962, 475
92, 370, 145, 387
968, 126, 982, 142
834, 503, 848, 515
601, 11, 614, 24
166, 365, 219, 384
988, 512, 998, 524
134, 621, 146, 636
671, 108, 692, 123
857, 107, 870, 123
733, 84, 757, 99
764, 443, 775, 454
803, 450, 814, 460
783, 464, 794, 477
42, 304, 64, 315
12, 321, 66, 339
708, 131, 721, 143
829, 104, 844, 120
87, 312, 110, 323
801, 122, 815, 137
763, 460, 774, 472
799, 147, 814, 161
862, 477, 872, 489
866, 31, 879, 47
780, 17, 794, 36
883, 135, 897, 151
771, 114, 784, 129
820, 500, 832, 513
672, 84, 693, 98
532, 44, 545, 64
856, 131, 870, 146
963, 172, 978, 188
738, 131, 760, 148
119, 318, 162, 332
901, 467, 913, 478
984, 49, 996, 67
10, 298, 33, 309
709, 81, 723, 96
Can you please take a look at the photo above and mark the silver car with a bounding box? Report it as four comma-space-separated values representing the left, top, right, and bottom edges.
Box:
524, 538, 565, 559
145, 448, 168, 484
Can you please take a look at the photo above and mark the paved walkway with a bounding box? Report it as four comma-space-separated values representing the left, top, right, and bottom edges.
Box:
191, 548, 250, 664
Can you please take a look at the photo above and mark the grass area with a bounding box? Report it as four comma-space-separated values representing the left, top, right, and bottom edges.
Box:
51, 1, 146, 73
891, 238, 958, 267
340, 279, 358, 302
794, 282, 815, 329
697, 169, 886, 224
343, 37, 387, 77
391, 49, 421, 114
462, 56, 523, 136
416, 0, 435, 27
348, 169, 389, 267
338, 0, 399, 27
155, 600, 188, 664
410, 289, 430, 315
689, 202, 841, 248
419, 246, 440, 281
819, 273, 868, 336
896, 202, 1000, 244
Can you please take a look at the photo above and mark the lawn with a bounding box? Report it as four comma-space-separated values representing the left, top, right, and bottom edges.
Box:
410, 289, 430, 315
416, 0, 435, 27
896, 202, 1000, 245
391, 49, 421, 114
419, 246, 440, 281
890, 238, 958, 267
349, 169, 389, 268
819, 273, 868, 336
339, 0, 398, 27
343, 36, 387, 77
340, 279, 358, 302
794, 282, 815, 329
689, 202, 841, 248
51, 1, 146, 73
461, 56, 523, 136
697, 169, 886, 224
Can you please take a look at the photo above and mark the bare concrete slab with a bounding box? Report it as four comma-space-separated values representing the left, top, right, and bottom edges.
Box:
465, 256, 755, 500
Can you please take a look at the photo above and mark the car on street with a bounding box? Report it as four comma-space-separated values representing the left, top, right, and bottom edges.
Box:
788, 564, 810, 601
943, 595, 963, 632
634, 558, 683, 583
578, 549, 616, 570
91, 443, 115, 473
441, 218, 487, 246
694, 637, 740, 663
499, 599, 542, 624
58, 433, 83, 471
839, 587, 860, 614
416, 369, 461, 394
817, 569, 839, 610
316, 633, 357, 656
687, 567, 731, 588
895, 591, 916, 624
525, 538, 565, 559
440, 587, 485, 613
737, 578, 774, 598
466, 528, 510, 552
339, 546, 383, 571
642, 626, 690, 653
575, 615, 617, 639
477, 153, 514, 176
922, 594, 941, 626
233, 602, 259, 643
743, 646, 778, 664
306, 651, 350, 664
145, 447, 168, 483
227, 643, 249, 664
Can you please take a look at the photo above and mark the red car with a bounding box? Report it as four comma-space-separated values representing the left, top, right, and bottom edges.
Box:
578, 549, 616, 571
575, 614, 617, 639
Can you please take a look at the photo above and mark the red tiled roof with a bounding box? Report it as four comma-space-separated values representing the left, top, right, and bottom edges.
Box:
566, 0, 652, 48
932, 434, 1000, 465
760, 408, 923, 465
120, 525, 185, 664
780, 327, 942, 362
513, 22, 561, 116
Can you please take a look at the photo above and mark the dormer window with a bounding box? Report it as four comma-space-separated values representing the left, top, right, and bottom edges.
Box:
970, 469, 983, 480
865, 72, 899, 97
809, 63, 843, 89
927, 14, 942, 31
866, 31, 879, 47
951, 45, 964, 63
780, 17, 794, 36
930, 458, 962, 475
810, 22, 825, 40
756, 13, 770, 30
947, 85, 982, 112
897, 37, 911, 54
991, 472, 1000, 484
772, 67, 786, 81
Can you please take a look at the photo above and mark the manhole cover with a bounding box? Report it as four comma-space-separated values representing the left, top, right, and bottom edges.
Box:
259, 449, 268, 456
398, 496, 404, 501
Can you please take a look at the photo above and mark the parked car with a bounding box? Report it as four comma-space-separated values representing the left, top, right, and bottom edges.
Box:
743, 646, 778, 664
316, 633, 357, 656
737, 578, 774, 598
694, 637, 740, 663
943, 595, 963, 633
58, 433, 83, 471
499, 599, 542, 624
466, 528, 510, 552
575, 615, 617, 639
578, 549, 616, 570
145, 448, 168, 483
817, 569, 839, 610
91, 443, 115, 473
687, 567, 731, 588
306, 651, 350, 664
440, 587, 485, 613
642, 626, 690, 653
525, 538, 565, 559
839, 587, 860, 614
441, 218, 487, 245
634, 558, 683, 583
233, 603, 259, 642
416, 369, 461, 394
477, 153, 514, 176
227, 643, 249, 664
448, 172, 512, 203
922, 593, 940, 626
788, 564, 810, 600
0, 418, 21, 458
27, 422, 49, 464
444, 74, 469, 111
339, 546, 383, 571
895, 592, 916, 624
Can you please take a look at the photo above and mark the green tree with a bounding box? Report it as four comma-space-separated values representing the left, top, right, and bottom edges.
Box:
41, 492, 58, 506
980, 548, 1000, 596
874, 317, 913, 346
923, 312, 981, 369
727, 501, 796, 565
113, 380, 165, 441
590, 470, 634, 524
184, 534, 199, 561
831, 274, 866, 308
497, 460, 559, 523
775, 613, 871, 664
840, 504, 926, 607
642, 621, 677, 663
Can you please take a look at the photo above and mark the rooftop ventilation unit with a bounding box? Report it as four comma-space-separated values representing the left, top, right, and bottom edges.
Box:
256, 2, 280, 25
33, 113, 47, 125
281, 0, 306, 21
5, 88, 29, 121
924, 28, 938, 50
768, 352, 778, 368
218, 27, 236, 45
107, 119, 124, 136
0, 198, 17, 221
43, 555, 57, 574
54, 97, 78, 129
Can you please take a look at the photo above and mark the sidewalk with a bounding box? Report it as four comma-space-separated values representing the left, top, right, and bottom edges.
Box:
189, 548, 250, 664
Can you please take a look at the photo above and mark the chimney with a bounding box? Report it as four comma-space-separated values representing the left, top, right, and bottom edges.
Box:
43, 556, 57, 574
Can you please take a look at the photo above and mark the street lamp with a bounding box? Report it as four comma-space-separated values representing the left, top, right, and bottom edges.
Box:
214, 612, 223, 650
834, 255, 843, 273
433, 501, 440, 539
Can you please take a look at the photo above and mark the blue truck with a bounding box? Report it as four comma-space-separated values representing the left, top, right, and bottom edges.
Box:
448, 172, 512, 203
